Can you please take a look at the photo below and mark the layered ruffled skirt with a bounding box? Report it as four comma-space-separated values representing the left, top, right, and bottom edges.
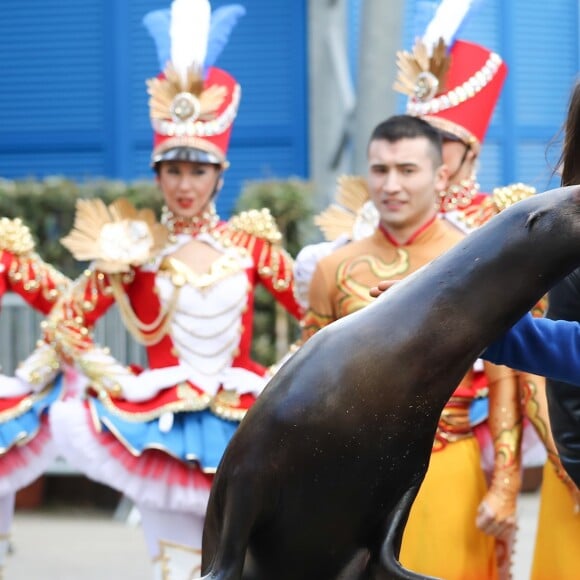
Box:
49, 397, 240, 515
0, 374, 64, 496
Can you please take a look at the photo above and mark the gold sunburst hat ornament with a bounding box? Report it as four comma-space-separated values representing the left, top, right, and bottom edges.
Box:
61, 199, 169, 273
392, 0, 507, 153
143, 0, 245, 167
393, 38, 451, 104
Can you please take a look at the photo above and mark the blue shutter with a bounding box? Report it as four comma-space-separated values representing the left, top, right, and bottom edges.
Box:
0, 0, 106, 177
509, 0, 578, 190
1, 0, 309, 218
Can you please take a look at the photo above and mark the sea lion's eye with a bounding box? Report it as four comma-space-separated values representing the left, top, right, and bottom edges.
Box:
525, 210, 544, 230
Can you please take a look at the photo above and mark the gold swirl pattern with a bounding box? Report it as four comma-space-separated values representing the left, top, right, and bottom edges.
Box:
335, 251, 409, 317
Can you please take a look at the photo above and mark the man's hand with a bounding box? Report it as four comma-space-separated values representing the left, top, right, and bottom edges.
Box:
369, 279, 401, 298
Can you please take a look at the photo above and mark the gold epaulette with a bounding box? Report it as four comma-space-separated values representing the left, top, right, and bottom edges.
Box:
459, 183, 536, 229
226, 208, 282, 245
0, 217, 35, 255
490, 183, 537, 212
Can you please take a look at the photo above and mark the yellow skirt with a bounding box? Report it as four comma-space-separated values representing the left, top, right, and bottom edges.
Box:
400, 437, 497, 580
531, 462, 580, 580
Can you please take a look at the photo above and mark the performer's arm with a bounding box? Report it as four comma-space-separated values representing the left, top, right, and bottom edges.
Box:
518, 372, 580, 504
44, 269, 133, 398
221, 210, 303, 319
254, 238, 303, 319
0, 217, 69, 315
476, 363, 521, 536
0, 220, 70, 394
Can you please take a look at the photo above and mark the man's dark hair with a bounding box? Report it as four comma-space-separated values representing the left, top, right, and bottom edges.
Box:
368, 115, 443, 167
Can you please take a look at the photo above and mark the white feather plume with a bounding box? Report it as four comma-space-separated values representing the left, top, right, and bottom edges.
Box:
422, 0, 473, 54
170, 0, 211, 86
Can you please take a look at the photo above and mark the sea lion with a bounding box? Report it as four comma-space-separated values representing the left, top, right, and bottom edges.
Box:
200, 185, 580, 580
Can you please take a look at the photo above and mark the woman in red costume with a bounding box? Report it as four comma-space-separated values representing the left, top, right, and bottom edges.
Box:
0, 217, 69, 577
45, 1, 302, 577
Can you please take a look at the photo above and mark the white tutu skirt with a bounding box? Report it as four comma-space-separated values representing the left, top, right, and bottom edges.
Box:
49, 399, 213, 515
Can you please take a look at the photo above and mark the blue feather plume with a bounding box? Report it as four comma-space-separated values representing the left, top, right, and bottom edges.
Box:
143, 9, 171, 71
144, 3, 245, 74
205, 5, 246, 71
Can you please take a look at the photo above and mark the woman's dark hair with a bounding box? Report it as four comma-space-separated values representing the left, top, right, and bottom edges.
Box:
558, 81, 580, 187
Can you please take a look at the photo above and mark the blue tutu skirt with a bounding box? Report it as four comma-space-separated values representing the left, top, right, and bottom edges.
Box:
0, 374, 64, 454
90, 399, 239, 472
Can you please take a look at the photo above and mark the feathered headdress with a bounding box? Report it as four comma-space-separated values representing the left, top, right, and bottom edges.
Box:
393, 0, 507, 150
143, 0, 246, 165
394, 0, 473, 103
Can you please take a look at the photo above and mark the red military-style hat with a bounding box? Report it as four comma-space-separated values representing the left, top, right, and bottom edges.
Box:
144, 0, 245, 167
395, 36, 507, 153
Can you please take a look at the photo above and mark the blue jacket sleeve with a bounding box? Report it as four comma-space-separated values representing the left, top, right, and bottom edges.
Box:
483, 313, 580, 385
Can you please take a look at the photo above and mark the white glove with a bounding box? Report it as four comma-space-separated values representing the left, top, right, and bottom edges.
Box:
114, 372, 165, 403
0, 375, 33, 398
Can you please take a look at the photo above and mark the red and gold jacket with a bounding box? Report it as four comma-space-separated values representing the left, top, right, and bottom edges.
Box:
46, 200, 302, 422
0, 217, 69, 419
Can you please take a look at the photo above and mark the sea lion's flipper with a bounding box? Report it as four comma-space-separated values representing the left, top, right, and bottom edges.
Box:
200, 484, 257, 580
375, 483, 439, 580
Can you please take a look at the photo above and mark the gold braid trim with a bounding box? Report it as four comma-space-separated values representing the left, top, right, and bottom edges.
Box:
0, 378, 61, 424
43, 269, 125, 359
217, 211, 292, 291
90, 383, 247, 423
90, 383, 213, 421
107, 273, 181, 346
7, 254, 69, 302
300, 308, 334, 340
68, 269, 117, 315
210, 390, 248, 422
0, 218, 69, 301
